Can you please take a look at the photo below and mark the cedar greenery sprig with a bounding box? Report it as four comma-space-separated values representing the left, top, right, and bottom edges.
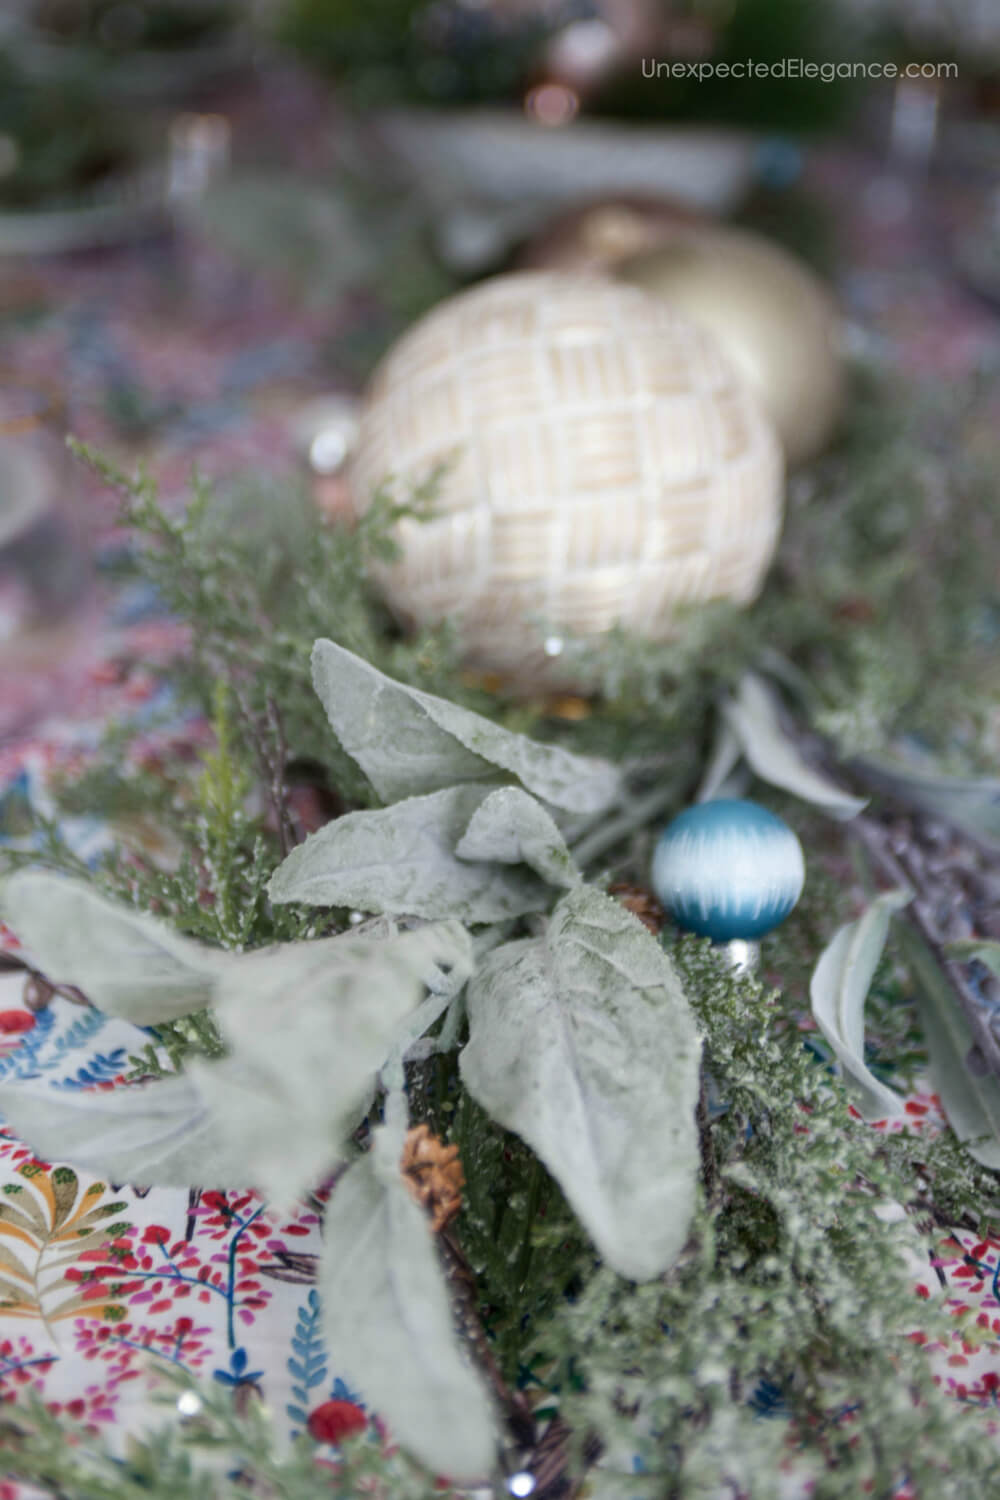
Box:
0, 1371, 456, 1500
538, 938, 1000, 1498
67, 437, 474, 811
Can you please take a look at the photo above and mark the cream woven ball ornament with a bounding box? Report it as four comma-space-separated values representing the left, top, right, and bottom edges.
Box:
349, 272, 784, 678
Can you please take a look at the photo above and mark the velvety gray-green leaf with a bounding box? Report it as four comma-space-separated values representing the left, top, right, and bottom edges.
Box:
268, 785, 551, 922
206, 922, 472, 1205
455, 786, 580, 889
898, 922, 1000, 1170
380, 930, 476, 1091
0, 924, 467, 1201
853, 755, 1000, 852
695, 716, 744, 803
311, 638, 622, 814
321, 1115, 496, 1481
723, 673, 867, 819
0, 870, 228, 1024
809, 888, 911, 1121
948, 939, 1000, 979
459, 885, 701, 1281
0, 1074, 253, 1187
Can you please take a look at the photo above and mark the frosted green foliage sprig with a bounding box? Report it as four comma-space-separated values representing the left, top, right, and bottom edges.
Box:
0, 1371, 456, 1500
0, 643, 703, 1486
66, 439, 491, 811
535, 937, 1000, 1499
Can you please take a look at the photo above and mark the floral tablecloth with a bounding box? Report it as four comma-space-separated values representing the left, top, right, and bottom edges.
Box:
3, 95, 1000, 1488
0, 970, 339, 1441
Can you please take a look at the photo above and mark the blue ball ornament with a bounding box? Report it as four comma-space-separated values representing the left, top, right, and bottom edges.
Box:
651, 799, 804, 943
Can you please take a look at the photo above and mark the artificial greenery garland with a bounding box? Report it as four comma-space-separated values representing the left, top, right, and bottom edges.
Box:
2, 372, 1000, 1496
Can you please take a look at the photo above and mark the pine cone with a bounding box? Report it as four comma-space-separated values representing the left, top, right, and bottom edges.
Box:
400, 1124, 464, 1233
608, 883, 666, 935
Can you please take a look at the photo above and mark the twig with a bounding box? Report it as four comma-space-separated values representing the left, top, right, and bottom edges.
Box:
437, 1228, 537, 1451
697, 1072, 719, 1204
265, 694, 296, 857
23, 969, 90, 1013
439, 1221, 600, 1496
571, 780, 680, 872
769, 700, 1000, 1077
231, 684, 297, 857
185, 1188, 202, 1244
513, 1155, 544, 1290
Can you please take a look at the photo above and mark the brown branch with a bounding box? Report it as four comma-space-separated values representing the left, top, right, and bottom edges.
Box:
697, 1072, 719, 1204
437, 1224, 602, 1496
23, 969, 90, 1013
265, 693, 296, 857
231, 684, 297, 857
852, 815, 1000, 1078
767, 698, 1000, 1079
437, 1227, 537, 1451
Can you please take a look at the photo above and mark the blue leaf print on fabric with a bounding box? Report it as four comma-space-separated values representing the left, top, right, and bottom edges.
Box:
287, 1289, 328, 1435
0, 1005, 56, 1083
53, 1048, 128, 1090
214, 1345, 264, 1387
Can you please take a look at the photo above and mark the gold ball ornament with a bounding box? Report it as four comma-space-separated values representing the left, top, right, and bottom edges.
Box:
349, 271, 784, 679
619, 228, 844, 467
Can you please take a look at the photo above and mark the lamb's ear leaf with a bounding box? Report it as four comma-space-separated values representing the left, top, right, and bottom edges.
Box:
455, 786, 580, 889
695, 715, 745, 803
311, 638, 622, 815
809, 889, 911, 1121
0, 1074, 251, 1187
853, 756, 1000, 853
320, 1108, 496, 1482
948, 939, 1000, 978
459, 885, 701, 1282
0, 870, 226, 1024
723, 673, 867, 819
899, 923, 1000, 1170
0, 923, 470, 1206
203, 921, 473, 1206
268, 785, 551, 922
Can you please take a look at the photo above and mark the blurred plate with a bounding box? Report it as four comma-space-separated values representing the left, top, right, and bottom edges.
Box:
373, 109, 758, 216
0, 164, 169, 255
